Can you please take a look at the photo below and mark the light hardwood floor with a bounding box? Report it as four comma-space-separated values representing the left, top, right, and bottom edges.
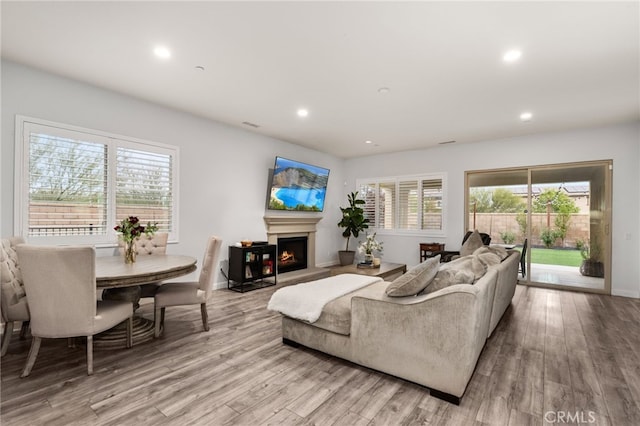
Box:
2, 284, 640, 425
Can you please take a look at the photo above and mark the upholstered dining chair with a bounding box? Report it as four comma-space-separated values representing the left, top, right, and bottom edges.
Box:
153, 236, 222, 338
16, 245, 133, 377
118, 232, 169, 256
1, 237, 29, 357
118, 232, 169, 298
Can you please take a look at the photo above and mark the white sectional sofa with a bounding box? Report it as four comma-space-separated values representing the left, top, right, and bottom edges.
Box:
274, 250, 520, 404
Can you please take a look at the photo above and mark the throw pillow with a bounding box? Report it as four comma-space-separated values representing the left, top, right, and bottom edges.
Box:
440, 254, 487, 281
423, 269, 475, 295
385, 255, 440, 297
474, 245, 508, 261
473, 247, 502, 267
459, 230, 484, 257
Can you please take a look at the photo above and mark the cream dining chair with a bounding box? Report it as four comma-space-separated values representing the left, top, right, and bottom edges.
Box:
1, 237, 29, 357
118, 232, 169, 298
16, 245, 133, 377
153, 236, 222, 338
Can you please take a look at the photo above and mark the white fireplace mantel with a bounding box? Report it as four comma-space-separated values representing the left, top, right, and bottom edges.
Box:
264, 216, 323, 268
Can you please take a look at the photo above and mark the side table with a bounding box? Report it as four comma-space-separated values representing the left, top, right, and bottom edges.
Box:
420, 242, 445, 262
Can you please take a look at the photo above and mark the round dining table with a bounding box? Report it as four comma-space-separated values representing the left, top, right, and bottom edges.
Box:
94, 254, 197, 348
96, 254, 197, 289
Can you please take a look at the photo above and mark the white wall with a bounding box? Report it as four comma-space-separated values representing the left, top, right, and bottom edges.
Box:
1, 60, 346, 287
344, 122, 640, 298
3, 60, 638, 298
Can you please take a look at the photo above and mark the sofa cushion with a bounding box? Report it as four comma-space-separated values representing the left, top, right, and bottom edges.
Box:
421, 268, 475, 295
460, 230, 484, 257
385, 255, 440, 297
313, 280, 388, 335
474, 245, 508, 261
473, 247, 503, 267
440, 254, 487, 282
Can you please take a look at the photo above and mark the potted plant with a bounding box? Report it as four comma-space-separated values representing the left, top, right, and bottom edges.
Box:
337, 191, 369, 265
578, 236, 604, 278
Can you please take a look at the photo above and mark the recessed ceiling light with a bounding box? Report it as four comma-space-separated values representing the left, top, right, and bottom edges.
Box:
503, 49, 522, 63
297, 108, 309, 118
377, 87, 390, 94
365, 140, 373, 144
520, 112, 533, 122
153, 46, 171, 59
195, 65, 205, 71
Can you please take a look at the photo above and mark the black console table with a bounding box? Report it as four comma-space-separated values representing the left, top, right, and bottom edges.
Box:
228, 244, 277, 292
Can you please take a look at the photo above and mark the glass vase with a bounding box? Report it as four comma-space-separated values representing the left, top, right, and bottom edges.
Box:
364, 253, 374, 264
124, 240, 137, 264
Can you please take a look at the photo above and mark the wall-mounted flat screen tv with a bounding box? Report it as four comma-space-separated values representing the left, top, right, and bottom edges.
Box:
268, 156, 330, 212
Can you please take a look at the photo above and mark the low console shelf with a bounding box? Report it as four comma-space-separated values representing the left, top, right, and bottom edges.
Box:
227, 244, 277, 293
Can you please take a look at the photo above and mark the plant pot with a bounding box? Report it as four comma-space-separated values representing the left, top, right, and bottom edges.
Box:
338, 250, 355, 266
579, 260, 604, 278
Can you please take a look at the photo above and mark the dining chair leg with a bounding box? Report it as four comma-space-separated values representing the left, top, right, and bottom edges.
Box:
87, 335, 93, 375
200, 303, 209, 331
19, 321, 29, 339
20, 336, 42, 378
154, 306, 162, 338
1, 322, 14, 357
126, 317, 133, 348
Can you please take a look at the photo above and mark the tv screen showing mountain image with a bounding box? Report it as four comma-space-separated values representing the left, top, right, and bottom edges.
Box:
268, 157, 330, 211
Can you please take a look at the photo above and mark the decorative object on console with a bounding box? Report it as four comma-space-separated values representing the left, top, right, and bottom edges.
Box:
358, 232, 383, 266
337, 191, 369, 266
114, 216, 158, 264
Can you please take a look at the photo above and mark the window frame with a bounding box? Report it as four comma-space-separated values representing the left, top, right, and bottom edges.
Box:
356, 172, 447, 237
14, 115, 180, 246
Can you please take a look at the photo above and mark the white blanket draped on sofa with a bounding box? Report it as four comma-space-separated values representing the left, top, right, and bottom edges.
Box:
267, 273, 383, 323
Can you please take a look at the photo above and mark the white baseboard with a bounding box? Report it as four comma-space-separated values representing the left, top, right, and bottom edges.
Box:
611, 289, 640, 299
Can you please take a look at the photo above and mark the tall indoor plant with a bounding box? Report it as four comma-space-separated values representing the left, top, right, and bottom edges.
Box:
337, 191, 369, 265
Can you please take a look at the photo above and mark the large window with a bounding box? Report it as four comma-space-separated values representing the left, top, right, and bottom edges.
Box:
357, 173, 446, 235
15, 116, 179, 245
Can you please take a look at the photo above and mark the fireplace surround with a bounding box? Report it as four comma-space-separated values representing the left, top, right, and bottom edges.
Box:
264, 216, 322, 271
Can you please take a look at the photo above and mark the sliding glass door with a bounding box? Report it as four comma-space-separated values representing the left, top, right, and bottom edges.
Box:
466, 160, 611, 294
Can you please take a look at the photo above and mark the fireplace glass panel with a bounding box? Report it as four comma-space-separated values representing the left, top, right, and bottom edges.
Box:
277, 237, 308, 273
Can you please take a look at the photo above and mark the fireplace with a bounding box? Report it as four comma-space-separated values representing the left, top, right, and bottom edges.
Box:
277, 236, 308, 274
264, 216, 322, 275
264, 216, 329, 285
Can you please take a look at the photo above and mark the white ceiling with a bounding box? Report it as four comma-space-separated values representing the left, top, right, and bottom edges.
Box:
2, 1, 638, 158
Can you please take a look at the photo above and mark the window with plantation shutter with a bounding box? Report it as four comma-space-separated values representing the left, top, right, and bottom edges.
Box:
378, 182, 396, 229
398, 180, 418, 229
422, 179, 443, 230
358, 182, 377, 227
15, 116, 179, 244
356, 173, 446, 236
116, 146, 173, 233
